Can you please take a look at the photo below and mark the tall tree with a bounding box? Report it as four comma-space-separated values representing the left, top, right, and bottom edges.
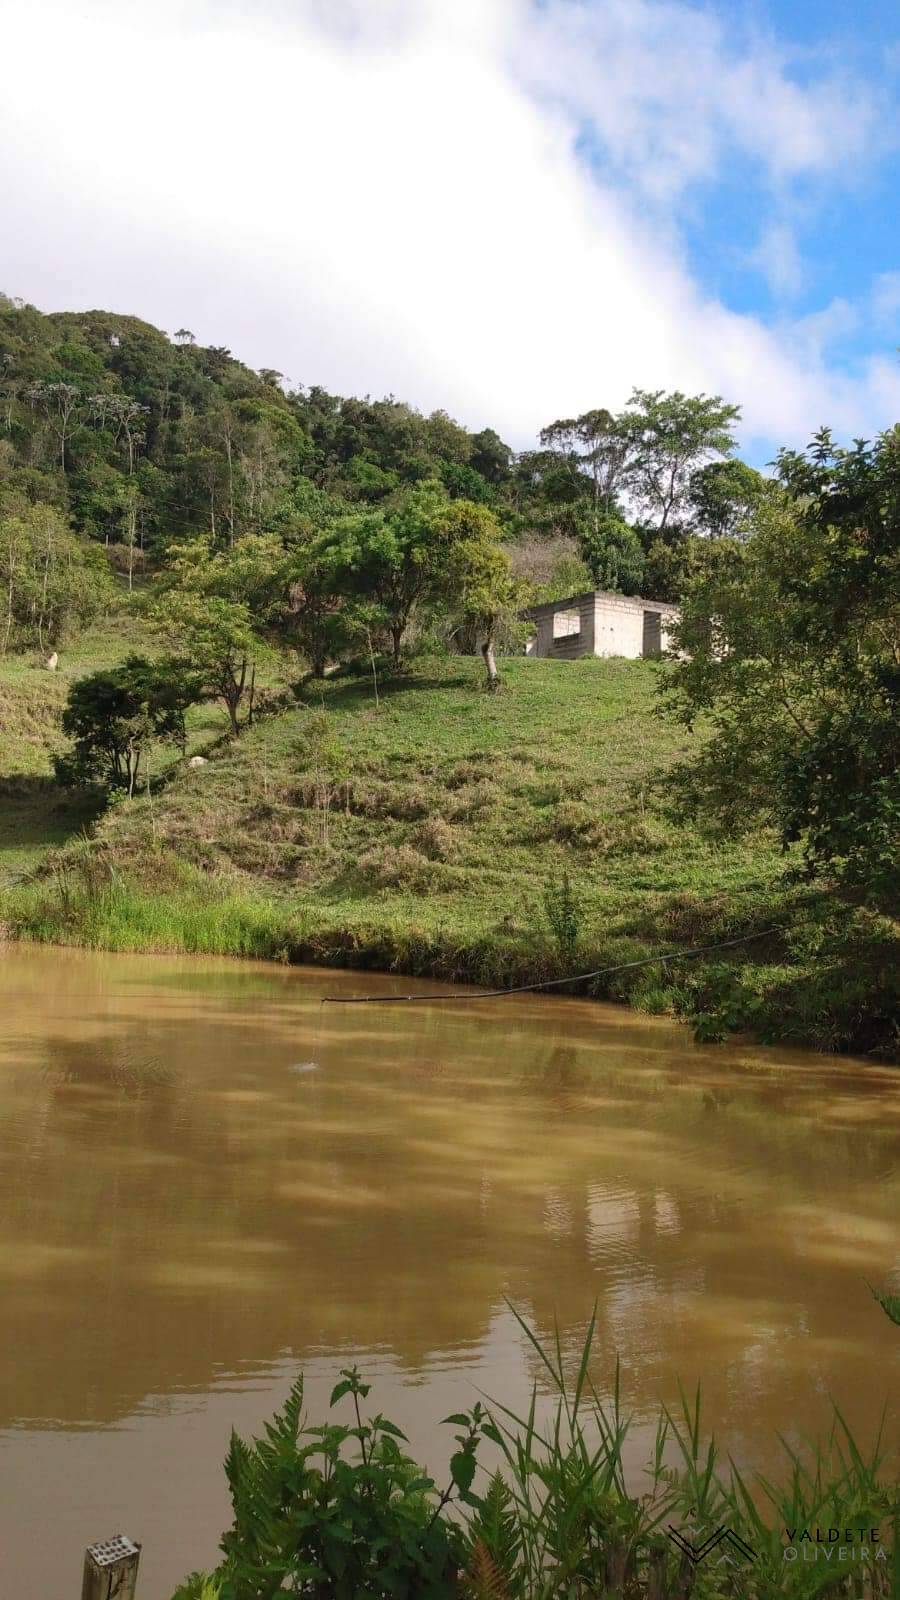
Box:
540, 409, 632, 522
441, 501, 522, 688
621, 388, 740, 538
690, 458, 766, 539
317, 481, 450, 664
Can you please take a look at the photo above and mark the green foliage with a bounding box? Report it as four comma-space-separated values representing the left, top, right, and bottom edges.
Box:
173, 1312, 897, 1599
664, 429, 900, 907
575, 507, 645, 594
442, 501, 523, 686
192, 1368, 493, 1598
54, 654, 193, 793
157, 590, 256, 736
154, 536, 283, 733
642, 530, 743, 603
536, 391, 742, 559
690, 457, 766, 539
542, 870, 582, 962
0, 502, 111, 652
318, 480, 453, 663
622, 387, 741, 537
0, 303, 509, 566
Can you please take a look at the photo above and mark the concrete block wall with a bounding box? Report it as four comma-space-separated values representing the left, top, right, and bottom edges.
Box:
533, 592, 596, 658
593, 592, 645, 658
522, 590, 679, 660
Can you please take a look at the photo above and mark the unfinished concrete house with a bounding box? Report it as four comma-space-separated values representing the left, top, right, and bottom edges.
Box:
521, 590, 679, 660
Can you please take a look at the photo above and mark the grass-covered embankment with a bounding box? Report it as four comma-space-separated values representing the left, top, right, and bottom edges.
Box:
2, 626, 896, 1057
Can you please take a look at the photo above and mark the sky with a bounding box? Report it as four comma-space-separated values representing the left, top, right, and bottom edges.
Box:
2, 0, 900, 462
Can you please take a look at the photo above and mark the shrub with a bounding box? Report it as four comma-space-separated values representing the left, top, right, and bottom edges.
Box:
542, 871, 582, 962
171, 1367, 489, 1600
413, 817, 459, 862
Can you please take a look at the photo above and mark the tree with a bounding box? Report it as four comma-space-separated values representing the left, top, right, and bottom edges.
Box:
0, 502, 110, 652
317, 480, 450, 664
690, 458, 766, 539
664, 428, 900, 907
54, 655, 193, 794
541, 409, 632, 523
160, 591, 256, 736
164, 531, 284, 613
620, 389, 741, 538
157, 535, 283, 733
441, 502, 522, 688
641, 531, 740, 603
576, 507, 645, 594
283, 537, 352, 678
346, 600, 390, 707
24, 380, 82, 473
469, 427, 512, 484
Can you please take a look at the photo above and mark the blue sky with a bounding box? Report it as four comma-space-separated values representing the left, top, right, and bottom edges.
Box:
679, 0, 900, 365
1, 0, 899, 460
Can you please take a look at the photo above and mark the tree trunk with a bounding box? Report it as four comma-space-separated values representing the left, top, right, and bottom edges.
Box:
224, 431, 235, 546
225, 657, 246, 735
391, 624, 403, 665
4, 555, 15, 654
366, 629, 379, 710
481, 636, 499, 690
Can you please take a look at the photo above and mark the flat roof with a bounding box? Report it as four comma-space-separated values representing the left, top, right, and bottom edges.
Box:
520, 589, 680, 619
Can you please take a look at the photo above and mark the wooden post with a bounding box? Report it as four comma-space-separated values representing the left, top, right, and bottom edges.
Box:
81, 1535, 141, 1600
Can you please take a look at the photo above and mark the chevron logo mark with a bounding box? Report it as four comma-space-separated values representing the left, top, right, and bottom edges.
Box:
666, 1524, 756, 1566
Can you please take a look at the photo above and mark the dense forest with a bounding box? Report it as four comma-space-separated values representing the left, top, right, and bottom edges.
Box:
0, 292, 764, 619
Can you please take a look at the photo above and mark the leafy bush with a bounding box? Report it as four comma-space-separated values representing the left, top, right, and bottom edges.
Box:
172, 1367, 490, 1599
53, 654, 195, 794
542, 870, 582, 962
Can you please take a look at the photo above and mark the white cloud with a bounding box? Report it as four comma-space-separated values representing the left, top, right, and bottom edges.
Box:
0, 0, 898, 457
515, 0, 882, 202
750, 223, 806, 300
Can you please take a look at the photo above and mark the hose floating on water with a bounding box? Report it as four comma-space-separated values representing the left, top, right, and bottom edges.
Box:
320, 926, 782, 1004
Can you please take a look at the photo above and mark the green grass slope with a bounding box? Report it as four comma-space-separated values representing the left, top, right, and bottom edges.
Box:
0, 616, 229, 881
2, 634, 896, 1056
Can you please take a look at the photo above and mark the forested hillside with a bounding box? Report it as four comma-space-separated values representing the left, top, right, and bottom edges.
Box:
0, 293, 763, 607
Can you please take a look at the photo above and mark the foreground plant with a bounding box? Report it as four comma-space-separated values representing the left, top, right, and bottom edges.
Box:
172, 1308, 898, 1598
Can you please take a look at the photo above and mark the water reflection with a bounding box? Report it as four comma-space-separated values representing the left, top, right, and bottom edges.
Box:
1, 945, 899, 1597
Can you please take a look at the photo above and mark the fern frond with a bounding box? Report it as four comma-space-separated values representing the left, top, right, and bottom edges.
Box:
461, 1538, 510, 1600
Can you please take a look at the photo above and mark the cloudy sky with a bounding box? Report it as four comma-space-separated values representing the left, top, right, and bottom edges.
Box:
2, 0, 900, 459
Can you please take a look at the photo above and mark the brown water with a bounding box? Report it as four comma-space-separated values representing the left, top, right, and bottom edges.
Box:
1, 945, 899, 1598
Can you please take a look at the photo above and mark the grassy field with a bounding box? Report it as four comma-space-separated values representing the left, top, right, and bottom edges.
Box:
0, 615, 231, 881
1, 617, 897, 1056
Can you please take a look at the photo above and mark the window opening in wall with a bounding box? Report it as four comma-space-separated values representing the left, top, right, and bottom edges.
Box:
553, 609, 580, 639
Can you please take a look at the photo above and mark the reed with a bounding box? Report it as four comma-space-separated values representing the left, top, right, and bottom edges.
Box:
171, 1307, 898, 1599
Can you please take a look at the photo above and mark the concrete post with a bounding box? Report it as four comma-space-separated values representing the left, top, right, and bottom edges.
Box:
81, 1535, 141, 1600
